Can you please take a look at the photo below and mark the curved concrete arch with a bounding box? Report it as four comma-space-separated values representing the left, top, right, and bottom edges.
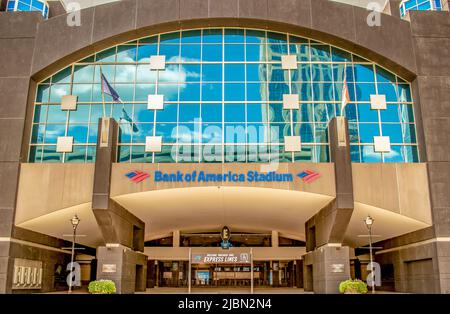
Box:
31, 0, 417, 81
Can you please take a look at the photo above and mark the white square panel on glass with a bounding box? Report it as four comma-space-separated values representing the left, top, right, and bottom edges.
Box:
374, 136, 391, 152
147, 94, 164, 110
283, 94, 300, 109
61, 95, 77, 110
145, 136, 162, 152
281, 55, 297, 70
370, 94, 387, 110
284, 136, 302, 152
56, 136, 73, 153
149, 55, 166, 70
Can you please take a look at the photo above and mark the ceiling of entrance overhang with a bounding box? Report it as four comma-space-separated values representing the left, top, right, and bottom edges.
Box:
344, 202, 429, 248
15, 186, 430, 249
16, 202, 104, 248
114, 186, 333, 241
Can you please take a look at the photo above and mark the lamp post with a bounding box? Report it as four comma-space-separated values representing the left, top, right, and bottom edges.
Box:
364, 215, 375, 294
68, 214, 80, 294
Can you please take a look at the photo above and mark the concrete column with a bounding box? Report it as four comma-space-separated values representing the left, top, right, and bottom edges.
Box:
96, 245, 147, 294
173, 230, 180, 247
303, 245, 351, 293
386, 0, 402, 18
92, 117, 147, 293
271, 231, 279, 248
409, 10, 450, 293
47, 0, 67, 17
302, 117, 353, 293
0, 12, 41, 294
295, 260, 303, 288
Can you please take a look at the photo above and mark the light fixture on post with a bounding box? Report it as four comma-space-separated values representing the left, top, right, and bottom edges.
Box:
68, 214, 80, 294
364, 215, 375, 294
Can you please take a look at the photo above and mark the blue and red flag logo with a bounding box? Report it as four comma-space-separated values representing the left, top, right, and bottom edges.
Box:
297, 170, 321, 183
125, 170, 150, 183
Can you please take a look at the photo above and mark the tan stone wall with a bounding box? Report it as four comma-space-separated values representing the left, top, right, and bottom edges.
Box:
15, 163, 94, 224
352, 163, 432, 224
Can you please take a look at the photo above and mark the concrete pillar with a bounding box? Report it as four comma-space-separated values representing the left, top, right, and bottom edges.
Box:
271, 231, 279, 247
92, 117, 147, 293
0, 12, 42, 294
302, 117, 353, 293
47, 0, 67, 17
303, 245, 351, 293
96, 245, 147, 294
173, 230, 180, 247
399, 11, 450, 293
386, 0, 402, 18
146, 260, 156, 288
295, 260, 303, 288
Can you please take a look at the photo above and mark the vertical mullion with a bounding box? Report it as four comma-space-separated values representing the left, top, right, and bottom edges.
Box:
373, 64, 384, 162
221, 28, 225, 164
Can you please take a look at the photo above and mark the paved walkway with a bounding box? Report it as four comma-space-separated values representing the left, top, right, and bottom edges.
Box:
138, 287, 312, 294
44, 287, 311, 294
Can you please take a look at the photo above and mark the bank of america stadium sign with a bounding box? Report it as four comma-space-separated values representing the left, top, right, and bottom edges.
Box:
125, 170, 320, 184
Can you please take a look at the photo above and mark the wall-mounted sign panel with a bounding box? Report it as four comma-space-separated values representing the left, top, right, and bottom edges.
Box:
102, 264, 117, 273
12, 259, 43, 290
191, 252, 251, 264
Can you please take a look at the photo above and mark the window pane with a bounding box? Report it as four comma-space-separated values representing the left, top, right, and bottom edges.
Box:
49, 84, 70, 102
224, 104, 245, 122
47, 105, 67, 123
202, 83, 222, 101
381, 104, 400, 122
225, 64, 245, 82
202, 64, 222, 82
225, 44, 245, 61
181, 64, 201, 82
155, 145, 176, 163
34, 105, 48, 123
116, 45, 137, 62
44, 124, 65, 143
354, 64, 375, 82
133, 103, 154, 123
73, 65, 94, 83
132, 123, 153, 143
202, 29, 223, 43
42, 146, 62, 163
179, 104, 200, 122
247, 104, 267, 123
246, 44, 267, 62
69, 105, 90, 123
224, 83, 245, 101
201, 104, 222, 122
180, 44, 201, 61
202, 44, 222, 61
359, 123, 380, 143
358, 104, 379, 122
137, 45, 157, 62
361, 145, 382, 163
202, 123, 222, 144
179, 84, 200, 101
382, 124, 403, 143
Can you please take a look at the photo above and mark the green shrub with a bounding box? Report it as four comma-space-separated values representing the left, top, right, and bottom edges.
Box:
339, 279, 368, 294
88, 280, 116, 294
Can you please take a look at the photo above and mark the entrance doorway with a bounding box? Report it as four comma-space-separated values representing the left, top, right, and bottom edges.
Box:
151, 260, 299, 288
